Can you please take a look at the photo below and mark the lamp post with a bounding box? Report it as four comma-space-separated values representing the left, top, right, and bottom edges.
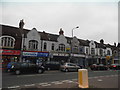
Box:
72, 26, 79, 37
69, 26, 79, 62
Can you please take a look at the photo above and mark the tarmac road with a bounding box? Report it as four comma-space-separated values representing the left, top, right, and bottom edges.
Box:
2, 70, 120, 89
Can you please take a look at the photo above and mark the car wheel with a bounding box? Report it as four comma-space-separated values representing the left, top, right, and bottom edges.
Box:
15, 70, 20, 75
65, 69, 68, 72
38, 69, 43, 74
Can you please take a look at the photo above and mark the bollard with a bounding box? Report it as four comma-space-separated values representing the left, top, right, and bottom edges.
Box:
78, 69, 89, 88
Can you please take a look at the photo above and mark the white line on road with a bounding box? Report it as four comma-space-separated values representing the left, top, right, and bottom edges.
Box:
97, 79, 103, 82
8, 86, 20, 89
39, 83, 51, 87
24, 84, 35, 87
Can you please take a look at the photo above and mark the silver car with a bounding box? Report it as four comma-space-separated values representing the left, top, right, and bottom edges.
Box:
60, 63, 81, 72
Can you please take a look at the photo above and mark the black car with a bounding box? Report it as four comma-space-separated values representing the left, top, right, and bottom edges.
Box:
10, 62, 45, 75
43, 61, 60, 70
90, 64, 108, 70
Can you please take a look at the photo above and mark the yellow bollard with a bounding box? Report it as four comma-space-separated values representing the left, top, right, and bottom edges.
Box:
78, 69, 89, 88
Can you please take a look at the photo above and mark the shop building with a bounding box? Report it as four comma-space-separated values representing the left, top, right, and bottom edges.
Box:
0, 25, 22, 69
1, 24, 117, 69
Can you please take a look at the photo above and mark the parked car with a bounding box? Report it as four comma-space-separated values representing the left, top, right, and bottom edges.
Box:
10, 62, 45, 75
109, 64, 120, 70
60, 63, 81, 72
43, 61, 60, 70
90, 64, 108, 70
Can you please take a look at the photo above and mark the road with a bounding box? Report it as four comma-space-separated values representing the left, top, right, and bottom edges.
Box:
2, 70, 119, 88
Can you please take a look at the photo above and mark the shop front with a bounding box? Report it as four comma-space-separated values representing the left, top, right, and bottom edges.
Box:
0, 49, 21, 69
22, 51, 49, 64
49, 53, 69, 64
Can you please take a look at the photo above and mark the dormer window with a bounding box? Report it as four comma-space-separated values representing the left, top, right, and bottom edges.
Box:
0, 36, 15, 48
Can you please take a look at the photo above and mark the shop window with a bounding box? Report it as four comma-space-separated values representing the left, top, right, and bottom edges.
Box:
59, 44, 65, 52
51, 43, 54, 51
91, 48, 95, 55
107, 50, 110, 55
29, 40, 38, 50
1, 36, 15, 48
44, 42, 47, 50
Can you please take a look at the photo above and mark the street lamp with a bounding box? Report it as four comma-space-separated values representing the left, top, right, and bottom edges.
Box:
69, 26, 79, 63
72, 26, 79, 37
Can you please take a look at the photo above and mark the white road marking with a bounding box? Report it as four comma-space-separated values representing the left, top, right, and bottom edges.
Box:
39, 83, 51, 87
51, 81, 63, 84
67, 80, 74, 83
8, 86, 20, 88
24, 84, 35, 87
39, 83, 52, 87
39, 83, 49, 85
97, 79, 103, 82
61, 80, 70, 83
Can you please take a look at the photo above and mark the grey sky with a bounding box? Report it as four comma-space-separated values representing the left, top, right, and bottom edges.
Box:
1, 1, 118, 45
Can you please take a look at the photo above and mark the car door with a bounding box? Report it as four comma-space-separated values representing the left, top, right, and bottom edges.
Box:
68, 63, 76, 71
28, 63, 37, 72
21, 63, 29, 73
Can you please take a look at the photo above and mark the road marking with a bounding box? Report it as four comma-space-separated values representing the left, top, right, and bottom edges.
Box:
8, 86, 20, 88
41, 84, 51, 87
61, 80, 70, 83
67, 80, 74, 83
24, 84, 35, 87
97, 79, 103, 82
39, 83, 51, 87
39, 83, 49, 85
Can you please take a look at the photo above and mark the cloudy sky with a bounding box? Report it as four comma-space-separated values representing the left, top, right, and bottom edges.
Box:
1, 0, 119, 45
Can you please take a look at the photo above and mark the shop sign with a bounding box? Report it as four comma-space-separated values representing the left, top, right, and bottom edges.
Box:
52, 53, 69, 56
0, 49, 21, 55
23, 52, 49, 57
37, 52, 49, 57
73, 54, 85, 57
23, 52, 37, 57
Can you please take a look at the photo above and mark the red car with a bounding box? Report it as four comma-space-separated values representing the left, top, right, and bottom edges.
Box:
109, 64, 120, 70
90, 64, 108, 70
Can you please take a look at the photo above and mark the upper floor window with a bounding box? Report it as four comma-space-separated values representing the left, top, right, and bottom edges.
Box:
29, 40, 38, 50
91, 48, 95, 55
51, 43, 54, 51
86, 48, 89, 54
0, 36, 15, 48
59, 44, 65, 52
99, 49, 103, 56
73, 46, 79, 53
44, 42, 47, 50
107, 50, 110, 55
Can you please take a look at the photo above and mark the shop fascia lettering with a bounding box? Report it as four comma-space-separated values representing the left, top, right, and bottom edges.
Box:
23, 52, 49, 57
23, 52, 37, 57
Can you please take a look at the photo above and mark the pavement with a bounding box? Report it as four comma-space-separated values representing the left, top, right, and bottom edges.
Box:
5, 74, 119, 89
